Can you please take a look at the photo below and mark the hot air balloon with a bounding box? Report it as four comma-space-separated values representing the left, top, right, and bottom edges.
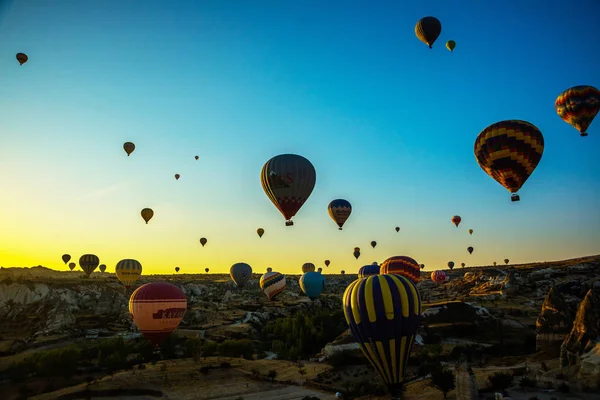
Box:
461, 263, 466, 268
325, 260, 330, 267
468, 229, 473, 235
68, 262, 76, 271
175, 267, 180, 273
141, 208, 154, 224
467, 246, 474, 255
493, 262, 497, 266
16, 53, 28, 65
555, 85, 600, 137
260, 154, 316, 226
79, 254, 99, 277
267, 267, 273, 273
230, 263, 252, 288
504, 259, 509, 265
446, 40, 456, 52
129, 282, 187, 347
174, 174, 180, 180
370, 241, 377, 248
431, 270, 446, 284
448, 261, 454, 270
62, 254, 71, 264
328, 199, 352, 230
205, 268, 209, 273
358, 264, 380, 279
317, 267, 323, 273
380, 256, 420, 284
343, 274, 422, 398
372, 261, 378, 266
420, 264, 425, 269
353, 247, 361, 260
395, 226, 400, 233
195, 155, 199, 160
302, 262, 316, 273
99, 264, 106, 273
116, 259, 143, 288
415, 16, 442, 49
123, 142, 135, 156
199, 237, 207, 247
341, 270, 345, 275
452, 215, 461, 227
257, 228, 264, 238
299, 272, 325, 300
475, 120, 544, 202
259, 271, 286, 301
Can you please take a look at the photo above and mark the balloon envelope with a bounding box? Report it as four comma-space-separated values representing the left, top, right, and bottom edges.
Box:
358, 264, 380, 279
302, 262, 316, 273
141, 208, 154, 224
230, 263, 252, 287
257, 228, 265, 238
259, 272, 286, 301
343, 274, 422, 396
380, 256, 420, 284
68, 262, 76, 271
415, 16, 442, 48
62, 254, 71, 264
199, 237, 207, 247
116, 259, 143, 288
555, 85, 600, 136
129, 282, 187, 347
99, 264, 106, 273
299, 272, 325, 300
328, 199, 352, 230
79, 254, 99, 277
123, 142, 135, 156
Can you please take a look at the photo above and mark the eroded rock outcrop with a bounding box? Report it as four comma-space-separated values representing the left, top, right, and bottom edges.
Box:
560, 287, 600, 368
536, 285, 577, 354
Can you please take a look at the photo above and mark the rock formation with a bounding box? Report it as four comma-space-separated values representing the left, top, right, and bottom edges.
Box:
455, 361, 478, 400
560, 286, 600, 368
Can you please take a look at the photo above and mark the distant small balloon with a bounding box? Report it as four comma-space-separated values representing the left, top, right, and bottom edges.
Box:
123, 142, 135, 156
257, 228, 265, 238
16, 53, 28, 65
395, 226, 400, 233
467, 246, 474, 255
175, 267, 180, 273
452, 215, 462, 227
468, 229, 473, 235
461, 263, 466, 268
267, 267, 272, 273
448, 261, 454, 270
353, 247, 361, 260
68, 262, 76, 271
99, 264, 106, 273
504, 258, 509, 265
324, 260, 330, 267
174, 174, 180, 180
62, 254, 71, 264
205, 268, 209, 273
141, 208, 154, 224
340, 270, 345, 275
370, 240, 377, 248
199, 237, 207, 247
446, 40, 456, 52
195, 155, 199, 160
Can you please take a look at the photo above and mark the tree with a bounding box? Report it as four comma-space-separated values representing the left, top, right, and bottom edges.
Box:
430, 368, 455, 399
268, 369, 277, 382
488, 372, 514, 391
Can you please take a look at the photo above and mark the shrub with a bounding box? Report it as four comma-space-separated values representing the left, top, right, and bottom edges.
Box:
220, 362, 231, 368
327, 350, 368, 368
218, 339, 254, 359
519, 377, 537, 389
488, 372, 513, 391
557, 382, 570, 393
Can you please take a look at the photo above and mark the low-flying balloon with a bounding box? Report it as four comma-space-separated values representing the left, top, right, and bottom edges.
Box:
341, 270, 345, 275
370, 241, 377, 248
420, 264, 425, 270
99, 264, 106, 273
230, 263, 252, 287
62, 254, 71, 264
299, 272, 325, 300
452, 215, 462, 227
175, 267, 180, 273
448, 261, 454, 270
302, 262, 316, 273
16, 53, 28, 65
415, 16, 442, 49
358, 264, 380, 279
555, 85, 600, 137
317, 267, 323, 273
123, 142, 135, 156
79, 254, 99, 277
68, 262, 76, 271
461, 262, 466, 268
257, 228, 264, 238
353, 247, 361, 260
431, 270, 446, 284
267, 267, 273, 273
493, 262, 497, 266
446, 40, 456, 52
205, 268, 209, 273
141, 208, 154, 224
343, 274, 422, 397
380, 256, 420, 284
260, 154, 316, 226
328, 199, 352, 230
116, 259, 143, 288
199, 237, 207, 247
129, 282, 187, 347
259, 271, 286, 301
474, 120, 544, 202
504, 258, 509, 265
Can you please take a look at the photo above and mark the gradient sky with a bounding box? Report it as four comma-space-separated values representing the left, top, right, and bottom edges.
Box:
1, 0, 599, 275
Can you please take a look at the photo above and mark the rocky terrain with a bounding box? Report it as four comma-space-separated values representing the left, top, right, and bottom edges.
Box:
0, 255, 599, 400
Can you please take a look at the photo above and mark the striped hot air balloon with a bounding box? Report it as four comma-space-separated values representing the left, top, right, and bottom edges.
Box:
343, 274, 422, 398
358, 264, 380, 279
380, 256, 420, 284
79, 254, 99, 277
474, 120, 544, 202
129, 282, 187, 347
431, 270, 447, 284
328, 199, 352, 230
259, 271, 286, 301
302, 262, 316, 273
115, 259, 143, 288
555, 85, 600, 137
260, 154, 316, 226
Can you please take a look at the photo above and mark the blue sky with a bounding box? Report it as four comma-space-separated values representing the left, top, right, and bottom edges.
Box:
0, 0, 599, 275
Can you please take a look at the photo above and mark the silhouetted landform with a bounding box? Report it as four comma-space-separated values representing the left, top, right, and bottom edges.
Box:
0, 254, 599, 400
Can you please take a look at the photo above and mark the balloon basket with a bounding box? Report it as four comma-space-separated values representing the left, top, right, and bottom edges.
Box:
285, 221, 294, 226
581, 132, 588, 137
510, 194, 520, 202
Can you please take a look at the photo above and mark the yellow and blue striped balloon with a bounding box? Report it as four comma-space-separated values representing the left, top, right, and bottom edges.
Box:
343, 274, 422, 397
115, 259, 143, 288
79, 254, 99, 277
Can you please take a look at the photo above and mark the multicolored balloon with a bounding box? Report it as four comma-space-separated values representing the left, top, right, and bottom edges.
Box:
555, 85, 600, 137
79, 254, 99, 277
474, 120, 544, 202
257, 228, 265, 238
230, 263, 252, 288
343, 274, 422, 397
259, 271, 286, 301
415, 16, 442, 49
62, 254, 71, 264
260, 154, 316, 226
141, 208, 154, 224
302, 262, 316, 273
358, 264, 380, 279
129, 282, 187, 347
431, 270, 446, 284
116, 259, 143, 288
380, 256, 420, 284
123, 142, 135, 156
327, 199, 352, 230
299, 272, 325, 300
451, 215, 461, 227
